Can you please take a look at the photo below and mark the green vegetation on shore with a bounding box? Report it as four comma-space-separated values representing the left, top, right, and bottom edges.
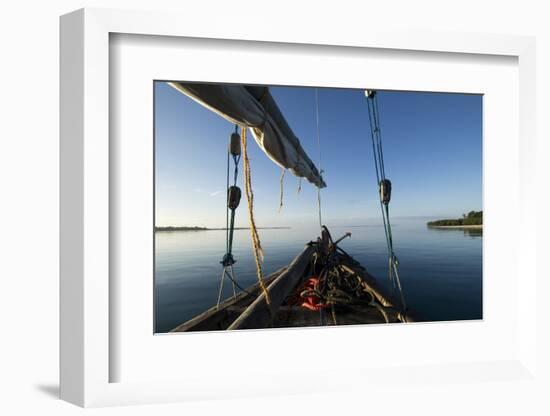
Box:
155, 226, 291, 232
427, 211, 482, 227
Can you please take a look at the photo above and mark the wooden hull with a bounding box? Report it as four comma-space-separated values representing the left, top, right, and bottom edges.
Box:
171, 244, 416, 332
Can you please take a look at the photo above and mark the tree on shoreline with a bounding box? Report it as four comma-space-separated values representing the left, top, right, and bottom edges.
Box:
427, 211, 482, 226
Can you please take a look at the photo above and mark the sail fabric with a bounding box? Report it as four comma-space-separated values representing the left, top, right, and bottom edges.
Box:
168, 82, 326, 189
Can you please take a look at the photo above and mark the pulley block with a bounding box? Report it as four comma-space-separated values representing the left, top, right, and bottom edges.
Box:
227, 185, 241, 210
379, 179, 392, 205
229, 132, 241, 157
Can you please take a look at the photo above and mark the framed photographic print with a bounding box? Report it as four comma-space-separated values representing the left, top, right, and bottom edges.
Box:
60, 7, 538, 408
153, 81, 482, 334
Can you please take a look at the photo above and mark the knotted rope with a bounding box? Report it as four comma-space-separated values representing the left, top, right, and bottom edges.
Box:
241, 127, 272, 306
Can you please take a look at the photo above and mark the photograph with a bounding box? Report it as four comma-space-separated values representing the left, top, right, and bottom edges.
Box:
154, 81, 483, 333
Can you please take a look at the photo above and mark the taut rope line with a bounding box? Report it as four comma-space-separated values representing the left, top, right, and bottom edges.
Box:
315, 88, 323, 228
365, 90, 407, 316
217, 125, 243, 306
279, 168, 285, 212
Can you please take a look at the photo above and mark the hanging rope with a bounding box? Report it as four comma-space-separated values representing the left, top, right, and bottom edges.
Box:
365, 90, 407, 316
314, 88, 326, 325
279, 168, 285, 212
241, 126, 272, 307
315, 88, 323, 228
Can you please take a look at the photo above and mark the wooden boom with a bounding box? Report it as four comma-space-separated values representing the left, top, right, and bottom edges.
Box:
228, 244, 316, 330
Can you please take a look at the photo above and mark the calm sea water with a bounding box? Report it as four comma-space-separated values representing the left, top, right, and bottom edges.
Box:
154, 218, 482, 333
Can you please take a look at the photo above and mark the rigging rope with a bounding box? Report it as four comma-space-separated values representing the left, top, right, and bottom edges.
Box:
225, 124, 241, 256
225, 132, 231, 255
241, 127, 272, 307
218, 126, 242, 306
365, 90, 408, 315
315, 88, 323, 228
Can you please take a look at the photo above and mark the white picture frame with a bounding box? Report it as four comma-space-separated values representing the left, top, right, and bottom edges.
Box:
60, 8, 538, 408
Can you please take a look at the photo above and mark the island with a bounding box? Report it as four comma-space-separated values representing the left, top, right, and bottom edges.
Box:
155, 226, 291, 232
427, 211, 483, 229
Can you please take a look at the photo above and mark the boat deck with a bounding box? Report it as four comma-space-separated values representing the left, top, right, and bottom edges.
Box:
171, 244, 413, 332
272, 304, 401, 328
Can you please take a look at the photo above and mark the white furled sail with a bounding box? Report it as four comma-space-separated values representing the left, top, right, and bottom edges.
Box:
168, 82, 326, 188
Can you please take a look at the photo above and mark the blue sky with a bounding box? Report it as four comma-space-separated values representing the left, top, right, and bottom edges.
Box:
155, 82, 482, 228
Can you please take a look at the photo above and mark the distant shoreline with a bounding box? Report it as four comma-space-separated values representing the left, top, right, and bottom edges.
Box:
427, 224, 483, 229
155, 226, 291, 232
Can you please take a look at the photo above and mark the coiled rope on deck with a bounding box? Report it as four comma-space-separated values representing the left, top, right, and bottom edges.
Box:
241, 127, 272, 306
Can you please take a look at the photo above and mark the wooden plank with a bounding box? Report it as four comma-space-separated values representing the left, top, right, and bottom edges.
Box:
170, 267, 285, 332
228, 244, 316, 330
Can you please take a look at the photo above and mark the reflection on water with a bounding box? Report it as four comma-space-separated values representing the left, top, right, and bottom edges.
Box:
427, 226, 483, 238
464, 228, 482, 238
155, 218, 483, 332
